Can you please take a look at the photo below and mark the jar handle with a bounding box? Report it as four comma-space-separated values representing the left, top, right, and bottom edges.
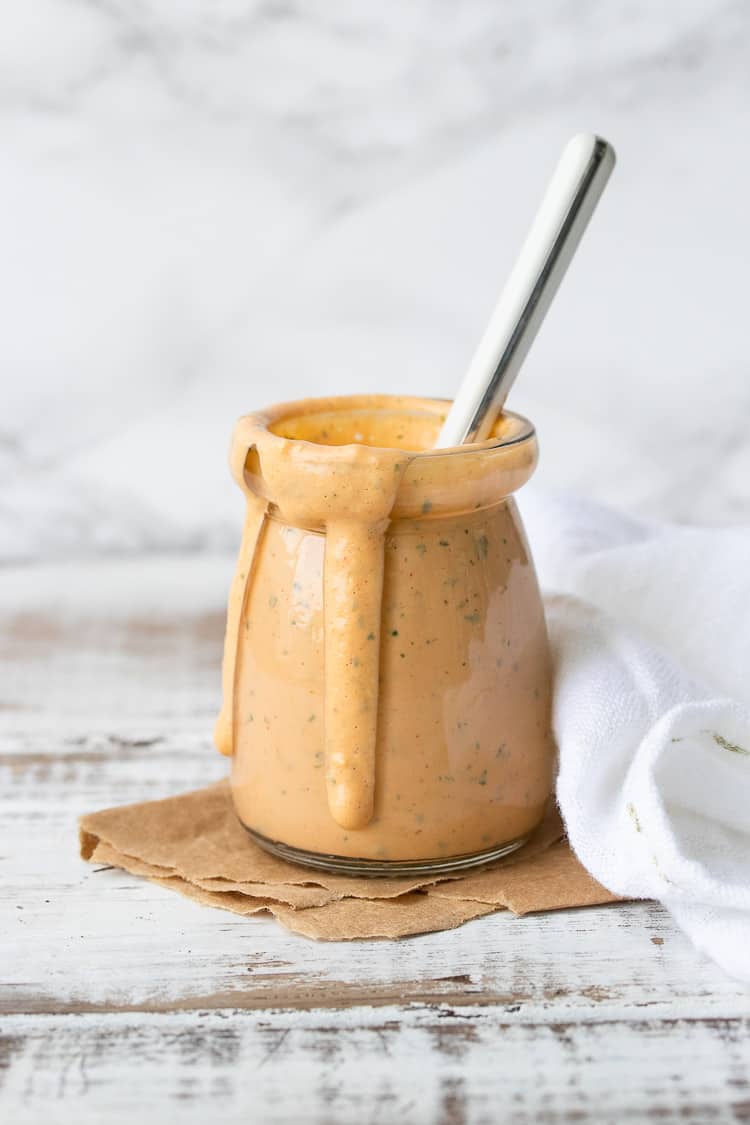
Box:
214, 450, 267, 757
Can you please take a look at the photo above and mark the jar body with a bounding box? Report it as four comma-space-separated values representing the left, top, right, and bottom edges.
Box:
230, 505, 553, 869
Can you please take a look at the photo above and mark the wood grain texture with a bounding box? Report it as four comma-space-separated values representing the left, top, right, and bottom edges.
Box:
2, 558, 749, 1122
3, 1009, 750, 1125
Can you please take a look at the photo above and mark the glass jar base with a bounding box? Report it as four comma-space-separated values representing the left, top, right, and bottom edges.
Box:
242, 823, 529, 877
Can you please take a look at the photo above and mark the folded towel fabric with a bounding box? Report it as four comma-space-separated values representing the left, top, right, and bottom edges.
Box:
521, 489, 750, 981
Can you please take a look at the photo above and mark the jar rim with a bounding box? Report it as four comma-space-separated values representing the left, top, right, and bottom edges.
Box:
255, 393, 536, 458
232, 394, 538, 521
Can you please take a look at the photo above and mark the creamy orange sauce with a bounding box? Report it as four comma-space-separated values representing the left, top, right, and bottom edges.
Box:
215, 395, 554, 863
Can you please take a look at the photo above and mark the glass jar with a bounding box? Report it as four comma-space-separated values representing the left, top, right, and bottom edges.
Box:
215, 394, 554, 875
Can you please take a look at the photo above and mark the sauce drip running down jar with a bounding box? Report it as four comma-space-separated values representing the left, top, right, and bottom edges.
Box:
215, 395, 555, 875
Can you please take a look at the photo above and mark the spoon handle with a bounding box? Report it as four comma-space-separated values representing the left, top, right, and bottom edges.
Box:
435, 133, 616, 448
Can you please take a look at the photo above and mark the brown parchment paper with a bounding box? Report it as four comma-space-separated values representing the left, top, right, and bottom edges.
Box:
79, 781, 621, 940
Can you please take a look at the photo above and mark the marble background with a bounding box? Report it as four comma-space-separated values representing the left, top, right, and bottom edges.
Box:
3, 1, 750, 560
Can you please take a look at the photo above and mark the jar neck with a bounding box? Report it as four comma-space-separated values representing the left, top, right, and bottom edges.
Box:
230, 395, 537, 528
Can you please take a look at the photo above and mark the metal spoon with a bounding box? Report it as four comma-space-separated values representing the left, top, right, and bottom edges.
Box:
435, 133, 616, 448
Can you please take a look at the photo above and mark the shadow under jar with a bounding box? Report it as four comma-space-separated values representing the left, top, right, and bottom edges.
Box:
214, 394, 555, 876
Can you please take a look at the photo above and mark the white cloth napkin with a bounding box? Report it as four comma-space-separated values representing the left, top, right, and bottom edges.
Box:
520, 490, 750, 981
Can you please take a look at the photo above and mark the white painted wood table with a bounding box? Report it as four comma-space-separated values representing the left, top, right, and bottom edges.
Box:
2, 558, 749, 1124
